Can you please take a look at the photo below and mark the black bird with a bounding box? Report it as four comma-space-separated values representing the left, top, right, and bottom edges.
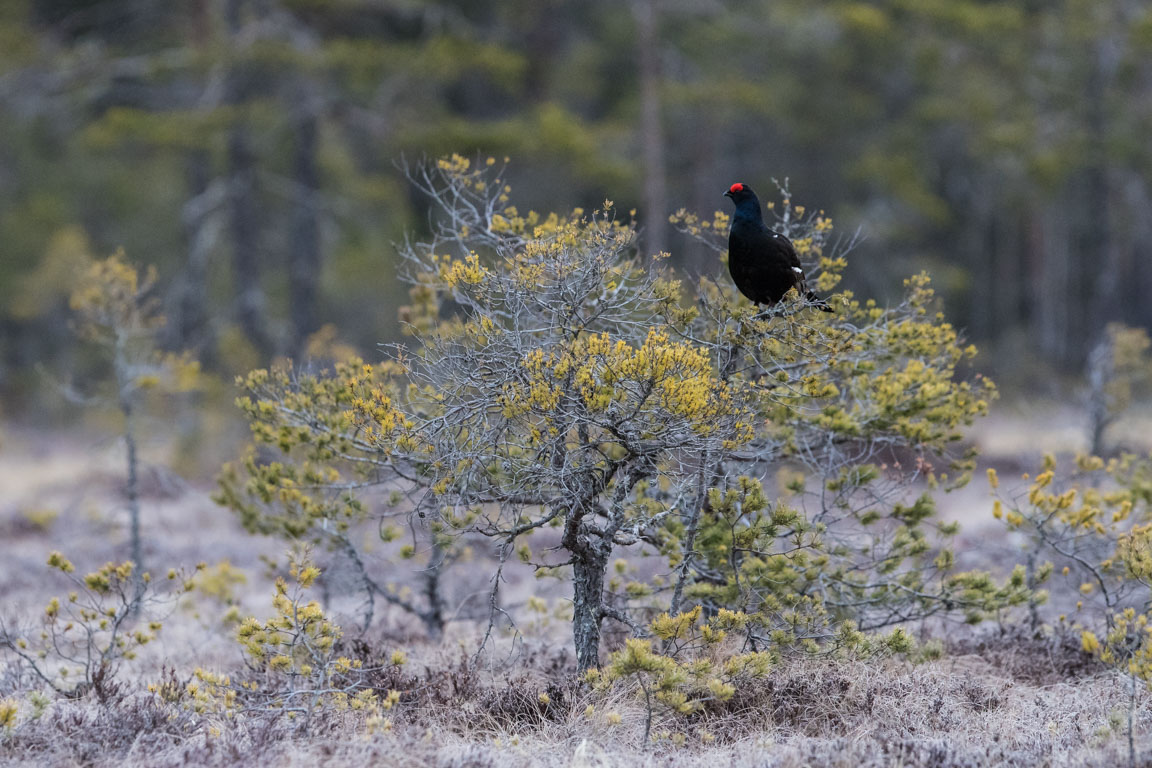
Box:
723, 182, 833, 312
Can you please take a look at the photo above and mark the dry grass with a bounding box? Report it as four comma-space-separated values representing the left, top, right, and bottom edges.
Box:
0, 423, 1149, 767
3, 648, 1140, 768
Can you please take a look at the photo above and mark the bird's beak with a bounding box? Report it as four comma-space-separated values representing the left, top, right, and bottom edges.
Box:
722, 190, 732, 199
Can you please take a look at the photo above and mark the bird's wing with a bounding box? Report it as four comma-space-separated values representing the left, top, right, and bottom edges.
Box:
779, 230, 820, 298
772, 230, 804, 269
763, 227, 807, 283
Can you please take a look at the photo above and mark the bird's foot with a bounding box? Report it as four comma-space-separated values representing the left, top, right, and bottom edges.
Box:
753, 304, 779, 321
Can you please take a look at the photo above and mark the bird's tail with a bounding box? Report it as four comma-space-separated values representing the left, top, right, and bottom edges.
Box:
805, 291, 834, 313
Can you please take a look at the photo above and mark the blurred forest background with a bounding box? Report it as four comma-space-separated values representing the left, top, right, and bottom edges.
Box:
3, 0, 1152, 420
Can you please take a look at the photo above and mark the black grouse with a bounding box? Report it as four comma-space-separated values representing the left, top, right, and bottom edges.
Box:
723, 182, 833, 312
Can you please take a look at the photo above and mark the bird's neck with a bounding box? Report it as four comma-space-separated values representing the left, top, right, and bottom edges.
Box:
732, 199, 764, 226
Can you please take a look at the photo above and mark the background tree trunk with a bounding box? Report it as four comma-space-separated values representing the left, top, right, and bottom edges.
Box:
633, 0, 667, 258
289, 79, 322, 359
168, 150, 218, 362
228, 122, 270, 354
226, 0, 271, 355
1034, 205, 1070, 367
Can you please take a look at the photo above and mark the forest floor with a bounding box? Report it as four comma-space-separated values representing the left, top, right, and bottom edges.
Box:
0, 400, 1150, 767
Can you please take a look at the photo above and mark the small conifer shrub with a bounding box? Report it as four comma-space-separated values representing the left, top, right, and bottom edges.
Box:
219, 156, 1023, 671
184, 550, 401, 735
67, 251, 200, 579
0, 552, 196, 701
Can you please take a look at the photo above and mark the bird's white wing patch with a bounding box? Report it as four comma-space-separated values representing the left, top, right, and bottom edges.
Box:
792, 266, 804, 274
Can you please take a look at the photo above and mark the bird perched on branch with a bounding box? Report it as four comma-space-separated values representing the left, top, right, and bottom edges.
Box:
723, 182, 833, 312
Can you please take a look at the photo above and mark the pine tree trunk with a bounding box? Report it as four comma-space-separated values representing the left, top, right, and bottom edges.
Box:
1084, 27, 1121, 360
169, 150, 216, 362
289, 80, 322, 358
226, 0, 271, 355
1128, 178, 1152, 331
422, 539, 447, 640
571, 548, 608, 672
124, 402, 140, 575
118, 366, 143, 610
1034, 206, 1069, 366
633, 0, 667, 258
228, 123, 269, 354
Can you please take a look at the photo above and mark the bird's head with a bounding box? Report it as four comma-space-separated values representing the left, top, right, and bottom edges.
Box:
718, 180, 755, 202
722, 182, 757, 202
723, 182, 762, 219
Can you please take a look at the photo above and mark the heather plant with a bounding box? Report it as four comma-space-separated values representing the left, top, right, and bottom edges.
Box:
219, 156, 1023, 672
0, 552, 196, 701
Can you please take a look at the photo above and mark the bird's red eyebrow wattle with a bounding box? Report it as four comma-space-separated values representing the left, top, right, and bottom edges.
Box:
729, 183, 744, 194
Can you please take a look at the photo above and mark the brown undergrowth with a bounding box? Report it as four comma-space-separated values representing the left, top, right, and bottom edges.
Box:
1, 431, 1149, 767
0, 629, 1144, 768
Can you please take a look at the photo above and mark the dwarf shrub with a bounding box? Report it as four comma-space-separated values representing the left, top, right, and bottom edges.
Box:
0, 552, 195, 700
184, 550, 400, 734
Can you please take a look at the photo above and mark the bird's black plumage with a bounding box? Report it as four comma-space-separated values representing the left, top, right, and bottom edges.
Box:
723, 183, 832, 312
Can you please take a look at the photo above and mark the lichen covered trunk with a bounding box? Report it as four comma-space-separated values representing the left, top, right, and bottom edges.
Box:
572, 548, 608, 673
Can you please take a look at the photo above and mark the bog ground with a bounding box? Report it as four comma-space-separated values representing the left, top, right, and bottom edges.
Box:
0, 406, 1147, 768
